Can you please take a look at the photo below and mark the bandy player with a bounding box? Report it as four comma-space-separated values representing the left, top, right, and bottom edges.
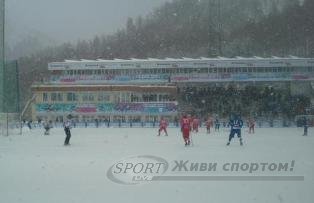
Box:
248, 117, 255, 134
206, 116, 213, 134
181, 115, 191, 146
192, 117, 199, 133
158, 117, 168, 136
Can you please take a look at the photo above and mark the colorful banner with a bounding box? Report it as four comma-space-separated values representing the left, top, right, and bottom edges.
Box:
36, 102, 177, 114
49, 72, 314, 84
51, 74, 169, 84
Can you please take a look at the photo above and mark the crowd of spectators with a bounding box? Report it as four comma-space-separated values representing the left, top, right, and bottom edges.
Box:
179, 85, 311, 120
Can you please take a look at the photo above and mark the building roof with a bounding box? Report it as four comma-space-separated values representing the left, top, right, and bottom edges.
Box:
57, 56, 311, 63
48, 56, 314, 71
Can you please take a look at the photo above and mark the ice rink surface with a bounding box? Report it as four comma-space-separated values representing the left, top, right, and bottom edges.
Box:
0, 127, 313, 203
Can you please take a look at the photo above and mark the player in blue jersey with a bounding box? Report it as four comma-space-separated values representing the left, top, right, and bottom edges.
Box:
63, 116, 73, 146
226, 114, 244, 146
302, 117, 308, 136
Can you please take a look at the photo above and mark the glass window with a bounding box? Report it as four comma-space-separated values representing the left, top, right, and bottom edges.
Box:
88, 93, 94, 101
67, 92, 77, 101
82, 93, 89, 102
57, 93, 63, 101
51, 93, 57, 101
43, 93, 48, 102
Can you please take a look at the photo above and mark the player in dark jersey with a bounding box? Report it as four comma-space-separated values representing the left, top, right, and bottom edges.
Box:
227, 114, 244, 146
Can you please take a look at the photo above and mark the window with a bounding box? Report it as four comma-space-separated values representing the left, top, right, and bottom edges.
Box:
200, 68, 208, 73
131, 93, 141, 102
113, 93, 120, 103
159, 94, 170, 101
57, 93, 63, 101
82, 93, 89, 101
257, 67, 263, 73
88, 93, 94, 101
82, 92, 94, 102
51, 93, 57, 101
67, 92, 78, 102
43, 93, 48, 102
98, 92, 110, 102
120, 92, 130, 102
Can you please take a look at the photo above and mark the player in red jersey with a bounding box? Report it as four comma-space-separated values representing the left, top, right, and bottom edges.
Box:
248, 117, 255, 134
181, 115, 191, 146
206, 116, 213, 134
158, 117, 168, 136
192, 117, 199, 133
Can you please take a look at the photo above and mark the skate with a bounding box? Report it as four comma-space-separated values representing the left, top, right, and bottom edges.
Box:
226, 142, 230, 146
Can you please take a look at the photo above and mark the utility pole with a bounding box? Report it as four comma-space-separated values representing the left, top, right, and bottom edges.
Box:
208, 0, 223, 57
0, 0, 4, 135
217, 0, 222, 56
0, 0, 4, 113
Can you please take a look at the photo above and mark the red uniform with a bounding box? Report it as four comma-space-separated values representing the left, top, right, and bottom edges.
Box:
192, 118, 199, 133
158, 119, 168, 136
206, 118, 213, 134
248, 118, 255, 134
181, 117, 191, 145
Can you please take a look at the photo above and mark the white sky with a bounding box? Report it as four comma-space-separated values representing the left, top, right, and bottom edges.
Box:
6, 0, 170, 45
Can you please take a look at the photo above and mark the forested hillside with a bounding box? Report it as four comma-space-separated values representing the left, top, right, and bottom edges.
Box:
17, 0, 314, 104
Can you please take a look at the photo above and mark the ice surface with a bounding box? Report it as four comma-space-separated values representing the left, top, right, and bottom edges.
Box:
0, 127, 313, 203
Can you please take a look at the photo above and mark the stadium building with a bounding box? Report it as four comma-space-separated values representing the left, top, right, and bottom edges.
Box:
31, 57, 314, 124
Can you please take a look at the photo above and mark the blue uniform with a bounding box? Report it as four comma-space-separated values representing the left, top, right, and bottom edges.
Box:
227, 118, 243, 145
303, 118, 308, 136
214, 119, 220, 131
64, 120, 72, 145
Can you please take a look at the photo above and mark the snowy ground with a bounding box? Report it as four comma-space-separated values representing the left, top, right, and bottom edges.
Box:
0, 127, 313, 203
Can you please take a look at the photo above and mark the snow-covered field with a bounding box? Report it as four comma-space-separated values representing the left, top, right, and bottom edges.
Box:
0, 127, 313, 203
